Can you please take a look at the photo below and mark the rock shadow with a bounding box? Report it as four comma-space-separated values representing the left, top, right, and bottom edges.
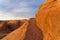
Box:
24, 18, 43, 40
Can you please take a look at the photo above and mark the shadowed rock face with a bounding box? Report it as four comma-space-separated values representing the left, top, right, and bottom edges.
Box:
24, 18, 43, 40
0, 21, 9, 33
36, 0, 60, 40
1, 18, 43, 40
7, 20, 21, 31
0, 20, 27, 34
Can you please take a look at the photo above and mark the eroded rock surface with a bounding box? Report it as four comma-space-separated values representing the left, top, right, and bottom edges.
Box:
36, 0, 60, 40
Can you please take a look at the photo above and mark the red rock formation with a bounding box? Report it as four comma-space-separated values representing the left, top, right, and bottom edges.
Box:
36, 0, 60, 40
0, 21, 9, 33
0, 20, 27, 34
0, 20, 27, 39
1, 18, 43, 40
7, 20, 21, 31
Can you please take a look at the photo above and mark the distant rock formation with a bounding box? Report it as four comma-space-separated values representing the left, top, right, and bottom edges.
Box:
7, 20, 23, 31
1, 18, 43, 40
36, 0, 60, 40
0, 21, 9, 33
0, 20, 27, 34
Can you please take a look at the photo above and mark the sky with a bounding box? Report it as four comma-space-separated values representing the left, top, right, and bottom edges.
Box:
0, 0, 45, 20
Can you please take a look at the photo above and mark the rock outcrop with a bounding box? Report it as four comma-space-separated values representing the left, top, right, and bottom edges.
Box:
36, 0, 60, 40
7, 20, 21, 31
1, 18, 43, 40
0, 21, 9, 33
0, 20, 27, 34
0, 20, 27, 39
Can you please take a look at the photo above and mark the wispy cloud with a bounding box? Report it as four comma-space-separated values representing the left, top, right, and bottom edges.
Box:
0, 0, 45, 20
0, 10, 28, 20
0, 10, 15, 20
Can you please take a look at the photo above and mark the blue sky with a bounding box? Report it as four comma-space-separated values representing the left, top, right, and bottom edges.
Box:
0, 0, 45, 20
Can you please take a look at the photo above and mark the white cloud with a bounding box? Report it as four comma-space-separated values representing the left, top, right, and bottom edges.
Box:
18, 1, 29, 7
0, 0, 38, 20
0, 10, 29, 20
9, 1, 37, 18
0, 11, 14, 20
11, 8, 34, 13
10, 7, 37, 18
0, 0, 5, 3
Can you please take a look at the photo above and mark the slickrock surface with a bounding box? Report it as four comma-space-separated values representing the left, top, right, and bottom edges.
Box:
36, 0, 60, 40
1, 18, 43, 40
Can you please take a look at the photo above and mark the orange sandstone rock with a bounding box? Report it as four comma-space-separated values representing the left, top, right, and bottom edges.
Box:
46, 0, 60, 2
36, 0, 60, 40
1, 18, 43, 40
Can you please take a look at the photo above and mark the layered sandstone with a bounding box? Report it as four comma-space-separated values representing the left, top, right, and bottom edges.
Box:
36, 0, 60, 40
1, 18, 43, 40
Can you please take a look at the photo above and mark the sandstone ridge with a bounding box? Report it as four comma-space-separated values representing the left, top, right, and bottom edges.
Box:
1, 18, 43, 40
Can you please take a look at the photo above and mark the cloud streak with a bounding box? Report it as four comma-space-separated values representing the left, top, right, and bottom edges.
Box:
0, 0, 45, 20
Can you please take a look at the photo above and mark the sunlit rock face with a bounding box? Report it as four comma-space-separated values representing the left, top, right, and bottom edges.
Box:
46, 0, 54, 2
36, 0, 60, 40
46, 0, 60, 2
